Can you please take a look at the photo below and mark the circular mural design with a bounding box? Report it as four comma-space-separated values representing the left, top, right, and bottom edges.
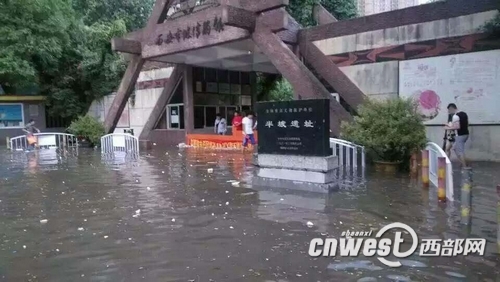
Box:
411, 89, 441, 121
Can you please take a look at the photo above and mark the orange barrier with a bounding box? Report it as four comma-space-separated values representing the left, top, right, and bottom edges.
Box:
186, 128, 258, 150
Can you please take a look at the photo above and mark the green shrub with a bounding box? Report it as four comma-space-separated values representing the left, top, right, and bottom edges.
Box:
67, 115, 105, 146
341, 98, 427, 165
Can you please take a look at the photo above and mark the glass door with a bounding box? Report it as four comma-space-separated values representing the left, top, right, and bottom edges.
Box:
205, 106, 217, 128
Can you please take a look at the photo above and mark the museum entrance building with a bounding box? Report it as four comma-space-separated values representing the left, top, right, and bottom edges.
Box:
104, 0, 496, 149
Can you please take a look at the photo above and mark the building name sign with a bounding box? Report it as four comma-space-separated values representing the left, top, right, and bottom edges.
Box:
155, 16, 225, 46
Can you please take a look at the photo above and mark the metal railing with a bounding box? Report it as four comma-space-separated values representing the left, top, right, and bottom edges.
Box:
101, 133, 139, 156
426, 142, 454, 201
329, 138, 366, 169
9, 133, 78, 151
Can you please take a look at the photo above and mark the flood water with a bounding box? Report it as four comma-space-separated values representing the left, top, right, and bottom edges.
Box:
0, 148, 499, 281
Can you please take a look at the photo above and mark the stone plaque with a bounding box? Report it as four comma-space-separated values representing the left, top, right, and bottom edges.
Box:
256, 99, 330, 157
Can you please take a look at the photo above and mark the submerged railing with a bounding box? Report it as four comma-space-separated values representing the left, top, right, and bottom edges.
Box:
100, 133, 139, 156
426, 142, 454, 201
9, 133, 78, 151
329, 138, 366, 169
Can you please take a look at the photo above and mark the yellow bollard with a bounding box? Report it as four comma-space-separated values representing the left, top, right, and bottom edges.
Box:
421, 150, 429, 188
497, 185, 499, 253
410, 152, 419, 177
460, 167, 473, 225
437, 157, 446, 202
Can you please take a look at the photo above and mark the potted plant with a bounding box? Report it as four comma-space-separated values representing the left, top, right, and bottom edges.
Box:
341, 98, 427, 172
67, 115, 105, 148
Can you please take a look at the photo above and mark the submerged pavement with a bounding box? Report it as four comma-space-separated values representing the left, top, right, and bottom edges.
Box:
0, 148, 499, 281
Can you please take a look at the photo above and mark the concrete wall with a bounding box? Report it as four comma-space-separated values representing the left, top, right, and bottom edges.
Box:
87, 67, 174, 137
314, 11, 498, 55
315, 10, 500, 161
0, 102, 46, 145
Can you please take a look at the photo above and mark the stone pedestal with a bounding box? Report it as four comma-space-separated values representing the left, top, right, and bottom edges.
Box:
253, 154, 339, 193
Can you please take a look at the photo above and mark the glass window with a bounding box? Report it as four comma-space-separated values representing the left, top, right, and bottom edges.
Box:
218, 107, 226, 122
169, 78, 184, 104
205, 68, 217, 82
217, 69, 229, 83
0, 104, 24, 128
229, 71, 240, 84
205, 106, 217, 127
241, 72, 250, 84
193, 67, 204, 81
194, 106, 205, 129
226, 106, 237, 125
167, 105, 185, 130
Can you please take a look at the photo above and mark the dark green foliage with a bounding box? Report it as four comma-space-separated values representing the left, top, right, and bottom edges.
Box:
340, 98, 427, 166
67, 115, 105, 145
0, 0, 74, 88
286, 0, 357, 27
0, 0, 152, 120
482, 13, 500, 36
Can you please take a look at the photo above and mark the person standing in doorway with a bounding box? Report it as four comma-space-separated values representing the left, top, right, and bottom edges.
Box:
242, 111, 256, 150
444, 103, 469, 167
214, 114, 227, 135
232, 111, 243, 132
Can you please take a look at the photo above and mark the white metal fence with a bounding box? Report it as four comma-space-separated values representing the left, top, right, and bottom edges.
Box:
426, 142, 454, 201
101, 133, 139, 156
10, 133, 78, 151
329, 138, 366, 169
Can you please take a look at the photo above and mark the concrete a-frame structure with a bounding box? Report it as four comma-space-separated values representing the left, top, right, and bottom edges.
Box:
106, 0, 499, 149
105, 0, 365, 148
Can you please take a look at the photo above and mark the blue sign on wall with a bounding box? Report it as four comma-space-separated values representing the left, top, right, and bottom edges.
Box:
0, 104, 23, 121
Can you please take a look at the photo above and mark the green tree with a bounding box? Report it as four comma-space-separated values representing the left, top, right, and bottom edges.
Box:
72, 0, 155, 31
482, 13, 500, 36
0, 0, 74, 89
41, 20, 127, 118
287, 0, 358, 27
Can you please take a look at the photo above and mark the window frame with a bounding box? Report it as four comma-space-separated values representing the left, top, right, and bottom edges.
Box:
166, 103, 184, 130
0, 103, 25, 129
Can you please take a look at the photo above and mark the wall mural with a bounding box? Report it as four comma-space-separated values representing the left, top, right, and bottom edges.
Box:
328, 33, 500, 67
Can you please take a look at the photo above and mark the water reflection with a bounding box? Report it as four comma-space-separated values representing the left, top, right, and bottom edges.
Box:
0, 148, 499, 281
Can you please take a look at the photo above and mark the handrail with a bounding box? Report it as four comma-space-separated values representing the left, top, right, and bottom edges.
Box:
426, 142, 454, 201
101, 133, 140, 155
329, 138, 366, 169
9, 132, 78, 151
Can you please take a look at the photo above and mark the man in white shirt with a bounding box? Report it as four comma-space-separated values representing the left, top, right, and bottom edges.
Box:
242, 111, 256, 149
214, 114, 227, 135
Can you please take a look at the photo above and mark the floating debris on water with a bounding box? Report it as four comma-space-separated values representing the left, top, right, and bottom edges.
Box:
231, 182, 240, 187
386, 275, 411, 281
399, 259, 427, 268
104, 236, 109, 239
328, 260, 383, 271
306, 221, 314, 228
207, 168, 214, 173
78, 227, 84, 231
40, 219, 48, 224
172, 218, 176, 222
445, 272, 466, 278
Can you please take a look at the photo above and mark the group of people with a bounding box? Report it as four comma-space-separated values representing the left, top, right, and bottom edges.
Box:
214, 110, 257, 148
443, 103, 469, 167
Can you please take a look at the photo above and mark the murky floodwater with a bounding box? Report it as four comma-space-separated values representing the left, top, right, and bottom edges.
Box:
0, 148, 499, 281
